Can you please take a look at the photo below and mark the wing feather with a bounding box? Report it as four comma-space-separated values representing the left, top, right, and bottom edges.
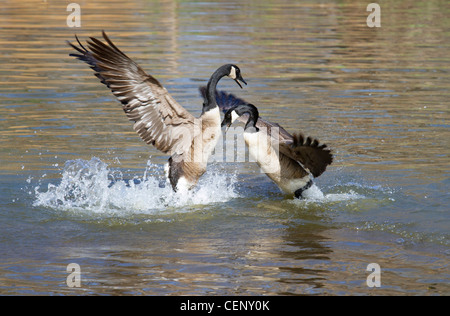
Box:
68, 31, 195, 155
280, 133, 333, 177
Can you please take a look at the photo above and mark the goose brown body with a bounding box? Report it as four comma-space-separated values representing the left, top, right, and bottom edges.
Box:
208, 89, 333, 198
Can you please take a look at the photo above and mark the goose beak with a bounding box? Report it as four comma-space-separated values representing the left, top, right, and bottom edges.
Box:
234, 74, 247, 89
221, 119, 232, 133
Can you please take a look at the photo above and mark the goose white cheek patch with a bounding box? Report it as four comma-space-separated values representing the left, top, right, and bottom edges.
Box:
231, 110, 239, 123
229, 66, 236, 79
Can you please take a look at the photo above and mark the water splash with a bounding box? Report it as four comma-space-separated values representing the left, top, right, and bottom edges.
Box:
33, 157, 238, 215
294, 183, 366, 203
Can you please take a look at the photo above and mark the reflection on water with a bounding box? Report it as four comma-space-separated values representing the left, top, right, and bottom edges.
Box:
0, 0, 449, 295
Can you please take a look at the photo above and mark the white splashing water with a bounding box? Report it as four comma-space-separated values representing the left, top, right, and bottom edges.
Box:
296, 183, 366, 203
33, 157, 239, 215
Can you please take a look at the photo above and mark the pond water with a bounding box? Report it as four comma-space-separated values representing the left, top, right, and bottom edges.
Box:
0, 0, 449, 295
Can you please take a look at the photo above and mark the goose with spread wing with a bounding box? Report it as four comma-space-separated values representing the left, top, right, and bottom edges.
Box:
68, 32, 246, 191
201, 88, 332, 199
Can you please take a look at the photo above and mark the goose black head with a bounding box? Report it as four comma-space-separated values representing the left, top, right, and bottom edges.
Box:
227, 64, 247, 89
221, 103, 259, 133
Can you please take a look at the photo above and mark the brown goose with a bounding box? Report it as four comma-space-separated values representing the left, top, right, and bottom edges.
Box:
212, 90, 333, 199
67, 32, 246, 191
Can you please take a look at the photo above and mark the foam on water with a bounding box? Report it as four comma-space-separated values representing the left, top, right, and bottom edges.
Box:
33, 157, 239, 215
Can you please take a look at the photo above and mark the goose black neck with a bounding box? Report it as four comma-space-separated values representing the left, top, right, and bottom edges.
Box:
203, 65, 231, 113
238, 104, 259, 133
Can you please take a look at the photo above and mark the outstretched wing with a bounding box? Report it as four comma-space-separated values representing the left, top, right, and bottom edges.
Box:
68, 31, 195, 155
204, 87, 333, 177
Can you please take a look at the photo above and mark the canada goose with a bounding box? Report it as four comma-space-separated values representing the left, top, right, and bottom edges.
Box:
67, 31, 246, 191
211, 90, 332, 199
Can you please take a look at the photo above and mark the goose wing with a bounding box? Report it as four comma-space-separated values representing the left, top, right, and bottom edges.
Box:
206, 88, 333, 177
68, 31, 195, 155
253, 121, 332, 178
280, 134, 333, 177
